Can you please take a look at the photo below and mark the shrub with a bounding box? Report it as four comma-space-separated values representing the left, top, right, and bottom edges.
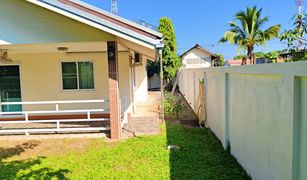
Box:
164, 92, 183, 118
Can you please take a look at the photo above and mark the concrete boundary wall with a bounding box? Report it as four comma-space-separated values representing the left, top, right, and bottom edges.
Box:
178, 62, 307, 180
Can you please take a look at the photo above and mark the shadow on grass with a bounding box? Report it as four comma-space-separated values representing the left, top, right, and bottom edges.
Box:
0, 141, 70, 179
166, 121, 250, 180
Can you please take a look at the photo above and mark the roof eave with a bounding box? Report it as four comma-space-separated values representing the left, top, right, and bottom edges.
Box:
27, 0, 162, 49
181, 44, 215, 58
69, 0, 163, 38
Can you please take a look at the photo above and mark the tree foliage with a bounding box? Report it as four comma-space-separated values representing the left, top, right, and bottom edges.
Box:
220, 6, 281, 64
280, 13, 307, 61
213, 54, 225, 66
233, 54, 246, 60
147, 60, 158, 79
234, 51, 280, 62
264, 51, 280, 60
254, 52, 265, 59
158, 17, 181, 85
164, 92, 183, 118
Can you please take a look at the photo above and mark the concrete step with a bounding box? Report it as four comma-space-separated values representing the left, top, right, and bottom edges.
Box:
121, 116, 160, 139
121, 91, 161, 139
144, 97, 161, 101
136, 102, 160, 107
133, 110, 159, 116
141, 101, 160, 104
134, 104, 159, 110
132, 114, 159, 118
130, 116, 158, 121
130, 91, 160, 119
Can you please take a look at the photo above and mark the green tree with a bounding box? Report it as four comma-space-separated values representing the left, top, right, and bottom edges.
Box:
280, 14, 306, 50
264, 51, 280, 63
233, 54, 246, 60
254, 51, 265, 59
280, 13, 306, 61
220, 6, 281, 64
158, 17, 181, 89
213, 54, 225, 66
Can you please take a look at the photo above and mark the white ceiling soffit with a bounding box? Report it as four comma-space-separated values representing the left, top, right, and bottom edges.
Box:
26, 0, 161, 49
0, 42, 109, 54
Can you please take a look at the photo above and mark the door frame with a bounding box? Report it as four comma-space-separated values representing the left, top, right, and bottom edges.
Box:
130, 65, 137, 113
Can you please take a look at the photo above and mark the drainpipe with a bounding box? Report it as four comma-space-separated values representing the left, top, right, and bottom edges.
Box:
156, 41, 165, 123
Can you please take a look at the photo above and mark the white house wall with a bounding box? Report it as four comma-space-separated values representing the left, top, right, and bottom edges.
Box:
4, 50, 133, 113
0, 0, 115, 44
118, 52, 133, 113
134, 59, 148, 103
182, 48, 212, 67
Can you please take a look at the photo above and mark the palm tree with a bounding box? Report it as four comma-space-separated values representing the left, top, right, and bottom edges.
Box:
220, 6, 281, 64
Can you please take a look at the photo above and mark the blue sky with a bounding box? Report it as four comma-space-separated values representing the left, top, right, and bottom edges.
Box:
84, 0, 300, 59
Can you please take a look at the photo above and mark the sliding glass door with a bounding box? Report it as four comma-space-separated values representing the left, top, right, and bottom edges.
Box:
0, 66, 22, 112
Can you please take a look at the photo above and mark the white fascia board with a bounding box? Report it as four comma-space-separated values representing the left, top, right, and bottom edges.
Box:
0, 40, 11, 45
26, 0, 160, 49
70, 0, 163, 38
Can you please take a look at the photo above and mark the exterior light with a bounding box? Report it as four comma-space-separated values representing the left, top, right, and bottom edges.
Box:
108, 46, 115, 60
156, 42, 164, 55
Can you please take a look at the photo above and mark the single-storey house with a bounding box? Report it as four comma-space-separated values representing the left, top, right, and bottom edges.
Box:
181, 44, 217, 68
0, 0, 164, 139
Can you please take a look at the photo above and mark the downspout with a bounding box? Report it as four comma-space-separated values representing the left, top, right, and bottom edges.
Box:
156, 40, 165, 123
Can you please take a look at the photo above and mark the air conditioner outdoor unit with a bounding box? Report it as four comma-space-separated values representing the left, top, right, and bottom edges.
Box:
131, 52, 142, 65
0, 50, 13, 63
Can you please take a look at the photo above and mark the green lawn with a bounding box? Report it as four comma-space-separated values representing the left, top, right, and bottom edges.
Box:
0, 122, 249, 179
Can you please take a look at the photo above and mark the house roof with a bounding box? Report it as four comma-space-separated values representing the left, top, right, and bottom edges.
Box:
225, 59, 251, 66
180, 44, 216, 58
26, 0, 163, 49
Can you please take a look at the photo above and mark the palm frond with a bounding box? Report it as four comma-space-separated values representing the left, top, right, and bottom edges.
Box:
263, 25, 281, 40
219, 31, 237, 44
220, 6, 280, 57
235, 11, 250, 36
229, 21, 247, 39
255, 17, 269, 31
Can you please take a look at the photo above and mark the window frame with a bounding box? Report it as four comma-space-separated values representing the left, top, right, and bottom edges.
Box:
61, 61, 95, 91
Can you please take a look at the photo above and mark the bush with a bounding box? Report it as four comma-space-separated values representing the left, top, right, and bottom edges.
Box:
164, 92, 183, 118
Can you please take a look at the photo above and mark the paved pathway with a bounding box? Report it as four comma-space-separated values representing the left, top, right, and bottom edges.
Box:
122, 91, 161, 138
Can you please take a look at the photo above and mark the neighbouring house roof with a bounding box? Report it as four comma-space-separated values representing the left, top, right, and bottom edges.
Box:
225, 59, 251, 66
25, 0, 163, 49
279, 49, 306, 58
180, 44, 216, 58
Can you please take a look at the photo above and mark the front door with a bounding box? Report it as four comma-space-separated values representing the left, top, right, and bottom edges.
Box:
0, 66, 22, 112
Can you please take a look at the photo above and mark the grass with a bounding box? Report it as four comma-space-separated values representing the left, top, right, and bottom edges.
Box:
0, 122, 249, 179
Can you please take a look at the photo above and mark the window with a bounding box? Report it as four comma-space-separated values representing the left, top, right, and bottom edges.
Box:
62, 62, 94, 90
